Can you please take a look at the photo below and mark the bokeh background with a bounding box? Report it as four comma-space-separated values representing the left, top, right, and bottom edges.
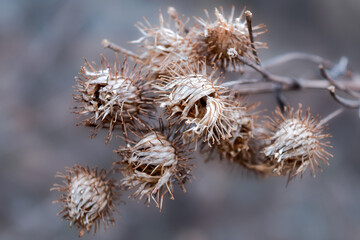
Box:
1, 0, 360, 239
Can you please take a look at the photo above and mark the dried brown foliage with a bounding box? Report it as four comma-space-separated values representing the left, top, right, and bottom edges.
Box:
52, 6, 360, 236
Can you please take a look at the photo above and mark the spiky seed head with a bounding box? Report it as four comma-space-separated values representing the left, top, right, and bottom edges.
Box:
215, 100, 256, 161
116, 130, 191, 211
157, 60, 241, 145
195, 7, 267, 71
263, 105, 332, 179
131, 10, 197, 73
205, 99, 271, 175
74, 56, 153, 142
51, 165, 118, 237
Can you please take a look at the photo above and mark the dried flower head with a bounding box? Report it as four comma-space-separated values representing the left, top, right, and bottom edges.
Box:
51, 165, 118, 237
74, 56, 154, 142
203, 99, 271, 175
214, 100, 257, 161
115, 124, 191, 210
263, 105, 332, 179
131, 8, 198, 73
195, 7, 267, 71
157, 60, 241, 145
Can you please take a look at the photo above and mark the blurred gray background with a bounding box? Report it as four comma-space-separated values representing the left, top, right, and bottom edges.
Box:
1, 0, 360, 239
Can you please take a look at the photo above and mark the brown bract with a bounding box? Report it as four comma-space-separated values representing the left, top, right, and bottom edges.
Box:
73, 56, 154, 142
195, 7, 267, 71
115, 125, 192, 211
51, 165, 119, 237
263, 105, 332, 180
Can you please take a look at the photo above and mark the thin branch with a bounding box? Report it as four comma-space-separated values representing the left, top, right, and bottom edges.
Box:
221, 78, 262, 87
234, 55, 360, 105
328, 86, 360, 109
275, 84, 288, 112
320, 65, 360, 98
318, 108, 344, 127
245, 10, 260, 64
263, 52, 334, 69
319, 65, 342, 89
230, 78, 360, 94
101, 38, 142, 60
237, 56, 297, 86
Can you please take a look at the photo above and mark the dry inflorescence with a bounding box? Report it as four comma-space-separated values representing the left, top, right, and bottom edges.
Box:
73, 56, 154, 142
263, 105, 332, 179
51, 165, 118, 237
115, 124, 191, 210
52, 5, 360, 236
131, 9, 198, 73
211, 99, 263, 168
157, 60, 243, 145
195, 7, 267, 71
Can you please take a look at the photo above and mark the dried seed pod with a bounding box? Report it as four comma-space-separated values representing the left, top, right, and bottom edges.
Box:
51, 165, 119, 237
157, 60, 242, 145
115, 123, 192, 210
216, 101, 255, 159
74, 56, 154, 142
263, 105, 332, 179
195, 7, 267, 71
214, 100, 258, 161
203, 99, 272, 175
131, 9, 198, 73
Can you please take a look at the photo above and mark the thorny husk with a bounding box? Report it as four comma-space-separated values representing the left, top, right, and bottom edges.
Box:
73, 56, 154, 142
51, 165, 119, 237
195, 7, 267, 71
156, 60, 244, 145
263, 105, 332, 180
115, 123, 192, 210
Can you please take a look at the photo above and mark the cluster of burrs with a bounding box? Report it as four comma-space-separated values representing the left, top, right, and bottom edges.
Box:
51, 6, 358, 237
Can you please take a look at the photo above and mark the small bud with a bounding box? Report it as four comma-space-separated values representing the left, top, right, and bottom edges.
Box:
51, 165, 119, 237
263, 105, 332, 179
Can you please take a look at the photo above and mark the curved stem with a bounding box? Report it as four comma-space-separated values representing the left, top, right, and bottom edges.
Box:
263, 52, 334, 68
101, 39, 142, 60
230, 79, 360, 95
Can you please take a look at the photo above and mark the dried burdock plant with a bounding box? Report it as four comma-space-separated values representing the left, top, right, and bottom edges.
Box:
115, 122, 192, 210
157, 60, 242, 145
51, 165, 119, 237
73, 56, 154, 142
263, 105, 332, 180
195, 7, 267, 71
53, 5, 360, 236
